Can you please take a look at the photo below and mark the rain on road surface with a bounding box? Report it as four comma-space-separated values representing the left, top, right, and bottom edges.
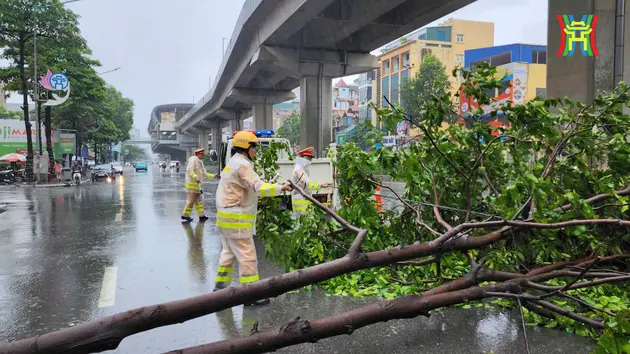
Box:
0, 166, 595, 353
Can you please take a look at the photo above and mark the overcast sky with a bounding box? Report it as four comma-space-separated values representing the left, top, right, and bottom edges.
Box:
6, 0, 547, 134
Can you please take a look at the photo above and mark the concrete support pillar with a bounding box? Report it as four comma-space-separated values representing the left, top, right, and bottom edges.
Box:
185, 149, 192, 161
253, 103, 273, 130
547, 0, 630, 103
227, 119, 242, 135
300, 75, 333, 157
211, 126, 221, 151
198, 130, 209, 150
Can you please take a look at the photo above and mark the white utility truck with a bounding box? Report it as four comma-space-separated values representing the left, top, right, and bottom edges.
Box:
219, 130, 335, 209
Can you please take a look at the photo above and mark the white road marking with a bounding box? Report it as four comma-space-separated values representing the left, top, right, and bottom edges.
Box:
115, 213, 122, 222
98, 266, 118, 308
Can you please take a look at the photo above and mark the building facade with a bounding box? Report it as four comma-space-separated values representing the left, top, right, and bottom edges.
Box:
376, 19, 495, 110
459, 44, 547, 134
332, 78, 359, 136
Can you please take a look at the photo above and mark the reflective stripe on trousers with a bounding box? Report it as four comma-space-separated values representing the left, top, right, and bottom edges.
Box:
216, 236, 259, 286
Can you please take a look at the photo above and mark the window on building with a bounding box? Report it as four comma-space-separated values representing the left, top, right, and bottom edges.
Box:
456, 34, 464, 43
438, 31, 446, 41
536, 88, 547, 98
402, 52, 410, 68
391, 73, 399, 105
381, 76, 390, 107
383, 60, 390, 74
401, 69, 410, 83
392, 56, 400, 71
456, 54, 464, 63
533, 50, 547, 64
427, 43, 439, 47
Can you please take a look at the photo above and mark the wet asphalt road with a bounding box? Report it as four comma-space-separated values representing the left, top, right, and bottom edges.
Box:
0, 166, 595, 353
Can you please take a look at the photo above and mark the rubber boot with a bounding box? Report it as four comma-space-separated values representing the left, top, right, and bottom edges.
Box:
213, 282, 229, 292
181, 216, 193, 223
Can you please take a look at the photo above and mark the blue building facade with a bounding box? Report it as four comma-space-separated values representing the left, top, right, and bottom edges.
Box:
464, 43, 547, 69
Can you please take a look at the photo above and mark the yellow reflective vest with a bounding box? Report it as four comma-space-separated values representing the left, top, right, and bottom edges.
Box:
291, 157, 321, 213
215, 153, 283, 239
185, 156, 214, 193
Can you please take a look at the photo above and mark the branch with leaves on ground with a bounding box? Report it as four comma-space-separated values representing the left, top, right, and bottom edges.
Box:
2, 62, 630, 354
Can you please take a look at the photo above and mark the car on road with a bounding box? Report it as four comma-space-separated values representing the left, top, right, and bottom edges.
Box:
112, 163, 124, 175
135, 161, 148, 172
92, 164, 116, 182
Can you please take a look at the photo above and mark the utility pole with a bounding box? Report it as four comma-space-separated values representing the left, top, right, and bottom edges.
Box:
33, 0, 41, 182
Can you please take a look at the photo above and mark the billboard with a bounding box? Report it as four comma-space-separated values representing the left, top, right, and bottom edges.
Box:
0, 119, 49, 156
160, 112, 176, 131
54, 132, 76, 155
0, 119, 77, 157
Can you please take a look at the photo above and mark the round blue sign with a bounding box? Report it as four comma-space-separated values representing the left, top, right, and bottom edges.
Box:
49, 73, 69, 91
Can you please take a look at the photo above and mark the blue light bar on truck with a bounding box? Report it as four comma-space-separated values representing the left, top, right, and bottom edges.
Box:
233, 130, 275, 138
255, 130, 274, 137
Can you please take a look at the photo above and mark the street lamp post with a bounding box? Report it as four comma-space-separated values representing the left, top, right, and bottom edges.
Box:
33, 0, 41, 182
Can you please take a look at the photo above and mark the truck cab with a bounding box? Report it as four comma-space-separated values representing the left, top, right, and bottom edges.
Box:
219, 130, 335, 210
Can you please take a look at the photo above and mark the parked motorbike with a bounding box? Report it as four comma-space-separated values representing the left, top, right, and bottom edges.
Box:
0, 170, 21, 184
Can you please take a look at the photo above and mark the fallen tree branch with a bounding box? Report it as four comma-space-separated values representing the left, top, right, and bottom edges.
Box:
2, 186, 628, 353
166, 280, 528, 354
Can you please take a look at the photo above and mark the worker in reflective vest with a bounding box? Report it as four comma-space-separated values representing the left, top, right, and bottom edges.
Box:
291, 147, 328, 215
181, 148, 215, 223
213, 131, 292, 306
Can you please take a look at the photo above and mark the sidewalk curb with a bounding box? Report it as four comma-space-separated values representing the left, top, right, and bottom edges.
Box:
30, 178, 92, 188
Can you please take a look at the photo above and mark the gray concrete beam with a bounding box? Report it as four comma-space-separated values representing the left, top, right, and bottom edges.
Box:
226, 88, 296, 105
295, 0, 408, 49
265, 0, 337, 44
178, 0, 320, 133
346, 0, 476, 51
256, 45, 378, 77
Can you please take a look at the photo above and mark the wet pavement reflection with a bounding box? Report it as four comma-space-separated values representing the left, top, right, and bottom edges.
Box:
0, 166, 595, 353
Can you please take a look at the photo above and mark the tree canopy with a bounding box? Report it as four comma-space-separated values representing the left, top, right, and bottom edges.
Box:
400, 52, 451, 121
276, 110, 300, 146
121, 144, 148, 163
345, 119, 383, 151
0, 0, 134, 174
0, 106, 22, 119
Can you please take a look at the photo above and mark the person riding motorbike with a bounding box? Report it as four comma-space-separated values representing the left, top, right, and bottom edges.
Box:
181, 148, 215, 222
71, 161, 82, 184
213, 131, 292, 306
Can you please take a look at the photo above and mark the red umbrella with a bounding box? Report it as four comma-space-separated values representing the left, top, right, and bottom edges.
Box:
0, 153, 27, 162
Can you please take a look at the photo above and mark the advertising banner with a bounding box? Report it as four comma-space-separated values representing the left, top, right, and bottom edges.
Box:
0, 119, 49, 156
160, 112, 176, 131
54, 132, 76, 155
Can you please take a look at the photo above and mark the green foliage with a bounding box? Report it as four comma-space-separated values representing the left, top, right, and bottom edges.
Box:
345, 120, 384, 151
399, 53, 451, 121
593, 310, 630, 353
0, 106, 22, 119
0, 0, 133, 174
121, 145, 148, 163
256, 61, 630, 342
276, 110, 300, 146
